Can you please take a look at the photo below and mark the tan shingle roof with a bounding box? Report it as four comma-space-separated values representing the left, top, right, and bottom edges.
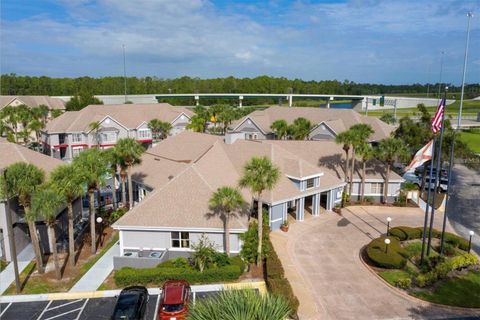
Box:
232, 106, 394, 141
44, 103, 193, 133
0, 96, 65, 110
0, 138, 63, 174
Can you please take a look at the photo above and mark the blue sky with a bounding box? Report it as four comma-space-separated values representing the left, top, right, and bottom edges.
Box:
1, 0, 479, 85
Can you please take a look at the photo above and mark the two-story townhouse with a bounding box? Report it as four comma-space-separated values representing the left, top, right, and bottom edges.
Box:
230, 106, 395, 142
40, 103, 192, 161
112, 131, 402, 269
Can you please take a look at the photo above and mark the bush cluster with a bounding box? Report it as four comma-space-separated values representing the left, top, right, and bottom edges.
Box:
389, 226, 422, 241
114, 263, 242, 287
393, 278, 412, 289
365, 237, 407, 269
265, 239, 299, 318
415, 253, 478, 288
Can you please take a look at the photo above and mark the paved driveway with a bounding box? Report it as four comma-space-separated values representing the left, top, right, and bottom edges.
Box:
270, 206, 480, 320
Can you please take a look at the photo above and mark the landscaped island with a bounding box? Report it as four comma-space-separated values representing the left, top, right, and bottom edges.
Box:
363, 226, 480, 308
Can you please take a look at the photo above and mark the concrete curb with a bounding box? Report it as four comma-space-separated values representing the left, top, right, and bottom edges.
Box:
359, 245, 480, 314
0, 281, 266, 303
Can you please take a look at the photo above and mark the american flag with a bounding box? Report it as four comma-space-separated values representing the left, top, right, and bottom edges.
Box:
431, 98, 445, 134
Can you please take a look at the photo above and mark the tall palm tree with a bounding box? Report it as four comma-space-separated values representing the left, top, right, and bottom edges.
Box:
357, 143, 375, 203
16, 105, 34, 144
377, 138, 409, 203
187, 115, 207, 133
209, 187, 245, 256
50, 164, 84, 266
270, 120, 288, 140
73, 148, 108, 254
289, 117, 312, 140
31, 188, 64, 279
217, 107, 236, 135
148, 119, 162, 142
103, 148, 120, 210
88, 121, 101, 147
348, 124, 374, 196
114, 138, 144, 209
239, 157, 280, 267
158, 121, 173, 140
3, 162, 45, 273
1, 106, 20, 142
335, 130, 355, 184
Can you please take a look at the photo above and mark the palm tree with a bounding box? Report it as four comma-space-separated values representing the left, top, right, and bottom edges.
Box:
209, 187, 245, 256
1, 106, 20, 142
50, 164, 84, 266
217, 107, 236, 135
357, 143, 375, 203
239, 157, 280, 267
270, 120, 288, 140
103, 148, 121, 210
335, 130, 355, 184
158, 121, 173, 140
88, 121, 101, 147
114, 138, 144, 209
118, 160, 128, 207
3, 162, 45, 273
289, 117, 312, 140
16, 105, 34, 144
148, 119, 162, 142
73, 148, 108, 254
31, 188, 64, 279
376, 138, 409, 203
348, 124, 374, 196
187, 115, 207, 133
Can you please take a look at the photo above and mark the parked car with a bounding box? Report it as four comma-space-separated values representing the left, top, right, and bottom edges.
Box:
158, 280, 191, 320
402, 172, 420, 185
111, 286, 149, 320
414, 165, 448, 179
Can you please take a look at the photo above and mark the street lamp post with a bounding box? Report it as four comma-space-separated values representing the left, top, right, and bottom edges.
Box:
384, 238, 391, 254
122, 44, 127, 103
386, 217, 392, 236
468, 231, 474, 253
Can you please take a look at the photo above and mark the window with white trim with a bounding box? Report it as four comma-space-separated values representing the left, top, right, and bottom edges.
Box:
100, 132, 117, 143
306, 178, 315, 189
71, 133, 82, 143
171, 232, 190, 248
246, 133, 258, 140
137, 128, 151, 139
370, 182, 383, 194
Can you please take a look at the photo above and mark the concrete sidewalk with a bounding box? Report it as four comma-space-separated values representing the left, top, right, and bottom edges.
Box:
69, 241, 120, 292
0, 244, 34, 294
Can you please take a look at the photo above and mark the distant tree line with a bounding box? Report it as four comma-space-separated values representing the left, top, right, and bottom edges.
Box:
2, 74, 479, 103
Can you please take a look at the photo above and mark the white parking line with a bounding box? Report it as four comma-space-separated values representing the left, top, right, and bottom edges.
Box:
0, 302, 12, 318
74, 299, 89, 320
44, 299, 83, 311
153, 294, 161, 320
44, 307, 82, 320
36, 300, 53, 320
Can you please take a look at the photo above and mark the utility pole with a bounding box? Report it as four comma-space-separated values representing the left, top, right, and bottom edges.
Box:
437, 51, 445, 99
123, 44, 127, 103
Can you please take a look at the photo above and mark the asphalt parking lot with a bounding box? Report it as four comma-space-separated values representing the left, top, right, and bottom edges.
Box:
0, 291, 220, 320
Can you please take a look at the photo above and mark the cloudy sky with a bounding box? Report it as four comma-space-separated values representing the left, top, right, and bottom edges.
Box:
1, 0, 479, 84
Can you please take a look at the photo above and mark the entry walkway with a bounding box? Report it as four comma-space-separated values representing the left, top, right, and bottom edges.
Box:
69, 241, 120, 292
0, 244, 34, 294
270, 206, 479, 320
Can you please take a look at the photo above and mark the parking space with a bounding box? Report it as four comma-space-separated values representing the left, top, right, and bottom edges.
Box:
0, 291, 223, 320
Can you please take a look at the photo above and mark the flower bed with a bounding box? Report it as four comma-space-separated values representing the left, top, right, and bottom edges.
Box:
364, 226, 480, 308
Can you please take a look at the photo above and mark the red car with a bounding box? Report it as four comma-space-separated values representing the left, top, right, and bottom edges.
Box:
158, 280, 191, 320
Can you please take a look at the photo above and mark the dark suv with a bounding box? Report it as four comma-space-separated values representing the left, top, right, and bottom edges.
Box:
111, 286, 149, 320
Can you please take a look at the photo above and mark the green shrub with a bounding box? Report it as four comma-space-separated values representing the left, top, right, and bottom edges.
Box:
229, 255, 246, 272
366, 237, 407, 269
443, 232, 470, 251
416, 271, 437, 288
448, 253, 478, 270
266, 243, 285, 280
158, 257, 190, 269
364, 196, 374, 204
393, 278, 412, 289
389, 227, 408, 241
267, 278, 299, 316
404, 241, 423, 258
114, 264, 242, 287
389, 226, 422, 240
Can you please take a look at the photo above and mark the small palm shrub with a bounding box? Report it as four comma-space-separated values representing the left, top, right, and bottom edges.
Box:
188, 289, 291, 320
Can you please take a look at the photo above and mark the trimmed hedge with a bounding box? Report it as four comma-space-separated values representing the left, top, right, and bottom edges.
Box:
366, 237, 407, 269
389, 226, 422, 241
390, 227, 470, 251
114, 265, 242, 287
265, 239, 299, 318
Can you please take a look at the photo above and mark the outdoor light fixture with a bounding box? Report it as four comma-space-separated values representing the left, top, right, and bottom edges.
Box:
386, 217, 392, 236
96, 217, 103, 224
384, 238, 391, 254
468, 231, 475, 253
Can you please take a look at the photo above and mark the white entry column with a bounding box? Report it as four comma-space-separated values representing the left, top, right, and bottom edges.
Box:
296, 197, 305, 221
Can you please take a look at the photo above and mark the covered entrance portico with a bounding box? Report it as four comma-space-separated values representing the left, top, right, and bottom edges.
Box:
269, 189, 337, 230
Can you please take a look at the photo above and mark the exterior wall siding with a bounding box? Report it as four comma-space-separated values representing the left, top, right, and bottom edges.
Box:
309, 124, 336, 140
270, 203, 285, 230
235, 119, 266, 139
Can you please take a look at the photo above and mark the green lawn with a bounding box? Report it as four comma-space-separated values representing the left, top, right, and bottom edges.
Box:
378, 270, 411, 287
412, 271, 480, 308
459, 130, 480, 153
367, 99, 480, 117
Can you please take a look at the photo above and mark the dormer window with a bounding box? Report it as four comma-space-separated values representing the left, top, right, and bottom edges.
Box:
306, 178, 315, 189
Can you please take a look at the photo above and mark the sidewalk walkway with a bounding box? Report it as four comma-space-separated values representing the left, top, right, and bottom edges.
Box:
69, 241, 120, 292
0, 244, 34, 294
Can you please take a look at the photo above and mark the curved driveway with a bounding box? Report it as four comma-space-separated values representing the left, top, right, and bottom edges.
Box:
270, 206, 480, 320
